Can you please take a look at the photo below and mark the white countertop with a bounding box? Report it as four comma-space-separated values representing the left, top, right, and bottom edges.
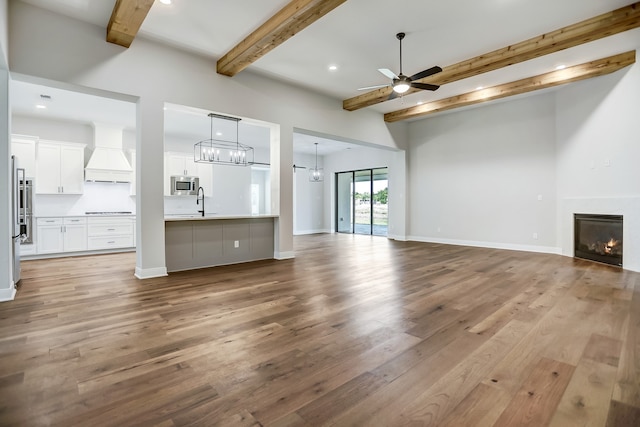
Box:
165, 214, 278, 222
36, 214, 136, 218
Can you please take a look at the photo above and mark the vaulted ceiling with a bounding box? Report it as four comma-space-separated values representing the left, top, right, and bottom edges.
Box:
17, 0, 640, 121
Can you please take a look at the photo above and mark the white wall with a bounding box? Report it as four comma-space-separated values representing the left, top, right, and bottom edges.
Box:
408, 94, 558, 252
12, 114, 92, 147
8, 1, 407, 277
556, 60, 640, 271
0, 0, 7, 69
324, 146, 407, 239
0, 0, 11, 296
0, 68, 12, 299
406, 57, 640, 271
293, 152, 325, 234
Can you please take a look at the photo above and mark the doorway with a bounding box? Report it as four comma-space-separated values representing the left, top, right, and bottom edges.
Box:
336, 168, 388, 236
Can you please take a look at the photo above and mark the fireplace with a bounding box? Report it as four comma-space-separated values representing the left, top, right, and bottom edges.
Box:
574, 214, 623, 267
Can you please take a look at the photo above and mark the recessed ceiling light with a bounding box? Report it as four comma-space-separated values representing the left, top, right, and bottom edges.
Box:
476, 86, 484, 91
416, 101, 423, 105
328, 65, 338, 71
159, 0, 172, 4
556, 64, 566, 70
35, 104, 47, 109
216, 132, 222, 136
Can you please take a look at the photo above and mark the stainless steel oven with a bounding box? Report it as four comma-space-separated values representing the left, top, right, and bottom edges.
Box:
19, 178, 33, 244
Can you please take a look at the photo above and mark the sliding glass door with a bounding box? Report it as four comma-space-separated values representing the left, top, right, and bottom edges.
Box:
336, 168, 388, 236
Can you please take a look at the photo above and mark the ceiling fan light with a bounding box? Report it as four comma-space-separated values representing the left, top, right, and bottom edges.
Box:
393, 82, 410, 94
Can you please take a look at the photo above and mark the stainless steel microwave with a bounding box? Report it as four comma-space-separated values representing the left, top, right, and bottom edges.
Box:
170, 176, 199, 196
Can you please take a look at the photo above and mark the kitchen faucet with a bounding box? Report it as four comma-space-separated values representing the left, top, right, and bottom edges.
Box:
196, 186, 205, 217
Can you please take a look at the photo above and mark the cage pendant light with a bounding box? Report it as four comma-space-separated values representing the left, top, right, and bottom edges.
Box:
308, 142, 324, 182
194, 113, 254, 166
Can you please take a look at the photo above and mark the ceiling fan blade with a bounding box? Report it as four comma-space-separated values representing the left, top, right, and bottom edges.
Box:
378, 68, 399, 80
409, 66, 443, 81
411, 82, 440, 91
388, 90, 399, 101
357, 84, 390, 91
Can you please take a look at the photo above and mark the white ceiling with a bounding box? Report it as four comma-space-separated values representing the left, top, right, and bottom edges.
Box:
12, 0, 640, 151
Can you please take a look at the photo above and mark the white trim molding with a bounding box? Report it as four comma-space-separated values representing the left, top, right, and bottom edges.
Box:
408, 236, 562, 256
0, 285, 17, 302
293, 228, 331, 236
274, 251, 295, 260
134, 266, 168, 279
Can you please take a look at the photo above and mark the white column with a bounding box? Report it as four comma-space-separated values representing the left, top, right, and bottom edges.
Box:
273, 124, 294, 259
134, 96, 168, 279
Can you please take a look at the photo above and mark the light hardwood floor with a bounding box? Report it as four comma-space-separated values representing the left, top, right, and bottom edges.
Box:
0, 234, 639, 426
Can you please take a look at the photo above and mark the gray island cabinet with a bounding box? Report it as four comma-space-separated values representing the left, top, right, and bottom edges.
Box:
164, 215, 277, 272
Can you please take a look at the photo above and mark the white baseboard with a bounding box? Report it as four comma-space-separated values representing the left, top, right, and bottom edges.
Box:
0, 285, 17, 302
274, 251, 295, 260
22, 247, 135, 261
294, 229, 331, 235
387, 234, 407, 241
134, 266, 168, 279
408, 236, 562, 255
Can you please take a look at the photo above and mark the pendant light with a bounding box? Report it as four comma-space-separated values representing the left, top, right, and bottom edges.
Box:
194, 113, 254, 166
308, 142, 323, 182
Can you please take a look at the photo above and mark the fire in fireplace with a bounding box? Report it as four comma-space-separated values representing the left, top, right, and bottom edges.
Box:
574, 214, 623, 267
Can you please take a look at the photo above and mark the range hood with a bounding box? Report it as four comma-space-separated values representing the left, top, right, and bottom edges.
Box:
85, 123, 133, 182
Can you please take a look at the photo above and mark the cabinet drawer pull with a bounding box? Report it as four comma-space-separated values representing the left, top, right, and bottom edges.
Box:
45, 220, 55, 223
107, 228, 116, 231
107, 241, 115, 244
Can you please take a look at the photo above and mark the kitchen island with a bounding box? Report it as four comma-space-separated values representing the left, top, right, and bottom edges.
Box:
164, 214, 277, 272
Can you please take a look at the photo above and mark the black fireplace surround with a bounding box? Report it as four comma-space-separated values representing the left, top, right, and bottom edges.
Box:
574, 214, 623, 267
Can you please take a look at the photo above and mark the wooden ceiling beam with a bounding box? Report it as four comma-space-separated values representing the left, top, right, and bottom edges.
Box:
217, 0, 347, 77
383, 51, 635, 123
106, 0, 155, 48
344, 2, 640, 111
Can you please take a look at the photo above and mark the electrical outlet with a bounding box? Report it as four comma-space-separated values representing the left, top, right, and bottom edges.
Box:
234, 240, 239, 248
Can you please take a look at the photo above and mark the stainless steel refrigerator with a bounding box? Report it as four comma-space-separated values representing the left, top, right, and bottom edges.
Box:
11, 155, 26, 286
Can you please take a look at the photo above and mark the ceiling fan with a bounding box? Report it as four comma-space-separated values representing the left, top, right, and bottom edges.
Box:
358, 32, 442, 100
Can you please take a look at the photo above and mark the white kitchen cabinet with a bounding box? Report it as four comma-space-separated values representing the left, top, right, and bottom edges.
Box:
87, 217, 134, 250
36, 141, 86, 194
166, 152, 197, 177
164, 152, 213, 196
63, 217, 88, 252
36, 218, 64, 254
11, 135, 37, 178
36, 217, 87, 254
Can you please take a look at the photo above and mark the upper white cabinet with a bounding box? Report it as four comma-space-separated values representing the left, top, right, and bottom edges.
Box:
164, 152, 213, 196
11, 135, 37, 178
166, 153, 197, 177
36, 140, 86, 194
